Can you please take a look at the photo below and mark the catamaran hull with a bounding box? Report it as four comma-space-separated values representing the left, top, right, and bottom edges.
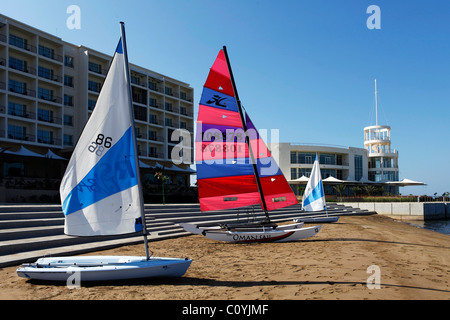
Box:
204, 225, 321, 243
17, 256, 192, 282
179, 222, 304, 236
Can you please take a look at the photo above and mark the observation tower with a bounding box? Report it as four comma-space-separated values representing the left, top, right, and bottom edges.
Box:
364, 79, 399, 184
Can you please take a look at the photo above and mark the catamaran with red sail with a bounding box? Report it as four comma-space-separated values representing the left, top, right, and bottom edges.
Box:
180, 47, 321, 243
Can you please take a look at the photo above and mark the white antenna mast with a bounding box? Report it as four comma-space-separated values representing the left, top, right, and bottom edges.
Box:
375, 78, 378, 126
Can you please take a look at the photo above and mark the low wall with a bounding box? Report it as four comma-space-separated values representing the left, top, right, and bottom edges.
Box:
340, 202, 448, 221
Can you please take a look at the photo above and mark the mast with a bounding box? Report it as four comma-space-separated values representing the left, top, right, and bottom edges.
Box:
222, 46, 271, 222
120, 22, 150, 260
375, 78, 378, 126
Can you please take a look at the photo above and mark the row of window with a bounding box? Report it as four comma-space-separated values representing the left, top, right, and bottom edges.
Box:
290, 168, 344, 180
8, 102, 73, 124
7, 124, 61, 145
290, 152, 345, 166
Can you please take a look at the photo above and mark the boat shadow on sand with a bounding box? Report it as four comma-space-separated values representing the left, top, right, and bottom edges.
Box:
26, 276, 450, 295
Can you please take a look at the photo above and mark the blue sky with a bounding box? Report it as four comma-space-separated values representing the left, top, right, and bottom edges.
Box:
2, 0, 449, 195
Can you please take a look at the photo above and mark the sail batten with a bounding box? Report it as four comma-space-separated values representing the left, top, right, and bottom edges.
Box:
196, 48, 298, 213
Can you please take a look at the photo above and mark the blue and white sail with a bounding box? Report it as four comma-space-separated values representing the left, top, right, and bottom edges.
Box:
60, 38, 143, 236
302, 154, 326, 212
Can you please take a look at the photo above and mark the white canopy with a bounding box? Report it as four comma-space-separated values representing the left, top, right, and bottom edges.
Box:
322, 176, 345, 184
385, 179, 426, 186
45, 149, 67, 160
288, 175, 310, 184
2, 146, 45, 158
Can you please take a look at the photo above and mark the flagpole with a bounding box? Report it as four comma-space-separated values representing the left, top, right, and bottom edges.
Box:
120, 22, 150, 260
222, 46, 271, 223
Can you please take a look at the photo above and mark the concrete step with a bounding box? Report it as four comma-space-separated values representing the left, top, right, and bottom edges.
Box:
0, 217, 64, 229
0, 203, 375, 268
0, 225, 63, 241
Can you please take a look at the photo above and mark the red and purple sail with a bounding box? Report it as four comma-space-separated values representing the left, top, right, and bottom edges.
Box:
196, 49, 297, 213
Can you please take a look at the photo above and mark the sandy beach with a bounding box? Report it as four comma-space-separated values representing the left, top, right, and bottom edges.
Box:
0, 215, 449, 301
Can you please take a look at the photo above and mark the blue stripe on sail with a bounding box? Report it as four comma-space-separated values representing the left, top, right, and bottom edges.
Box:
302, 182, 325, 208
62, 127, 137, 216
200, 87, 238, 112
196, 158, 282, 180
116, 38, 123, 54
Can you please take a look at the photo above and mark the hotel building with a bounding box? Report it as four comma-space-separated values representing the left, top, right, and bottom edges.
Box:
0, 14, 194, 202
269, 81, 400, 196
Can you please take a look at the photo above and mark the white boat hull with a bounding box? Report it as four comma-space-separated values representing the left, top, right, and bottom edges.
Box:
204, 225, 321, 243
17, 256, 192, 282
295, 216, 340, 223
179, 222, 304, 236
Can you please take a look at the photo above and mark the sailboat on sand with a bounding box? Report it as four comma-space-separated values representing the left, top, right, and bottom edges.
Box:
16, 23, 191, 282
180, 47, 321, 243
295, 154, 339, 223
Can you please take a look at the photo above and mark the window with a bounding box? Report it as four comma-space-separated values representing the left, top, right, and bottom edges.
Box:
9, 57, 27, 72
39, 45, 55, 60
64, 56, 74, 68
37, 129, 53, 144
165, 118, 173, 127
148, 131, 157, 141
291, 168, 297, 180
290, 152, 297, 164
88, 62, 102, 74
9, 34, 28, 50
149, 82, 157, 91
38, 108, 54, 123
8, 79, 27, 94
64, 75, 74, 87
149, 114, 158, 124
165, 87, 173, 96
38, 87, 54, 101
8, 102, 27, 117
131, 75, 140, 86
64, 115, 73, 126
64, 95, 74, 107
64, 134, 73, 146
38, 66, 54, 80
297, 153, 315, 164
88, 80, 101, 93
354, 155, 363, 181
320, 153, 335, 165
149, 146, 158, 158
321, 169, 336, 179
88, 99, 96, 111
8, 124, 26, 140
165, 102, 173, 112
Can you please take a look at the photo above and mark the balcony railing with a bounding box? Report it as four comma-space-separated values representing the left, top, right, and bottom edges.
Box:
149, 135, 164, 142
9, 38, 37, 54
7, 133, 36, 142
8, 84, 36, 97
149, 119, 164, 126
38, 115, 62, 125
9, 62, 36, 75
38, 93, 62, 104
37, 137, 62, 146
8, 110, 36, 120
0, 34, 6, 43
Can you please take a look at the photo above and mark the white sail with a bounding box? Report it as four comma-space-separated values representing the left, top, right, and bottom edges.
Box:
60, 39, 143, 236
302, 154, 326, 212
